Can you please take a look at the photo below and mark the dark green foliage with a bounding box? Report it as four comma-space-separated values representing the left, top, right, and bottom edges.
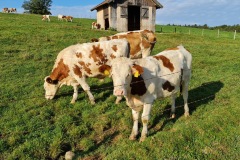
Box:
22, 0, 52, 15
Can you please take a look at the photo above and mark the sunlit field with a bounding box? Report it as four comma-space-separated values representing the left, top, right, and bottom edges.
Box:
0, 13, 239, 159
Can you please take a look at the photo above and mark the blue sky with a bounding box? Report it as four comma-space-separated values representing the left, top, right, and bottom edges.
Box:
1, 0, 240, 27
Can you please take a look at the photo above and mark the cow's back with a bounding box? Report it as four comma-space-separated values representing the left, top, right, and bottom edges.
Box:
53, 39, 129, 78
134, 46, 191, 100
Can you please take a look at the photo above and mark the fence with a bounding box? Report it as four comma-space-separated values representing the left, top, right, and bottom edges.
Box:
155, 25, 238, 40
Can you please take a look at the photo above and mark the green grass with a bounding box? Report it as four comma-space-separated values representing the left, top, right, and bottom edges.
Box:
0, 13, 240, 159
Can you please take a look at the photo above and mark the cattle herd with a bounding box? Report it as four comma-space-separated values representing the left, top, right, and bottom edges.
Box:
2, 8, 17, 13
43, 28, 192, 142
0, 8, 194, 141
42, 14, 73, 22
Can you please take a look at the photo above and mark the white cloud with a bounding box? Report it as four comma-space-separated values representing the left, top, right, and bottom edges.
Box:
51, 5, 96, 19
156, 0, 240, 26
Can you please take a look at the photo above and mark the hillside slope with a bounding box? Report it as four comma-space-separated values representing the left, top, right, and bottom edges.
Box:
0, 13, 239, 159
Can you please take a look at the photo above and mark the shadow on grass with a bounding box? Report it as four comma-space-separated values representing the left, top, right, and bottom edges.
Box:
51, 81, 223, 159
149, 80, 224, 136
54, 81, 114, 103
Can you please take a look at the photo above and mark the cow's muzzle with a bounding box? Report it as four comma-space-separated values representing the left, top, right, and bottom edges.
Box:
114, 88, 126, 96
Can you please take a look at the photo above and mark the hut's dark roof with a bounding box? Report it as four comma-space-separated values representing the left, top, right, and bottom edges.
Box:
91, 0, 163, 11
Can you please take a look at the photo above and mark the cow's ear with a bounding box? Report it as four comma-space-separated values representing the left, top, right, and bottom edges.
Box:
131, 64, 144, 78
46, 77, 58, 84
99, 65, 111, 76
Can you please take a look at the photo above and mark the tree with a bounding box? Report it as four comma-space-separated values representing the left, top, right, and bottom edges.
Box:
22, 0, 52, 15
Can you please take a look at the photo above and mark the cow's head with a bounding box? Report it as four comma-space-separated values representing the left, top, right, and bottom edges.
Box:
99, 57, 144, 97
141, 30, 157, 50
44, 76, 60, 100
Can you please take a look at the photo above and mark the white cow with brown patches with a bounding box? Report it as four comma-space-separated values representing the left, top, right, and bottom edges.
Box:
91, 30, 156, 59
92, 22, 101, 29
2, 8, 9, 13
63, 16, 73, 22
8, 8, 17, 13
44, 39, 129, 104
42, 15, 50, 21
100, 45, 192, 141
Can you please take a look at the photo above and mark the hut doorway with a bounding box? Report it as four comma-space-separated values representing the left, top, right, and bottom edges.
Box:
105, 18, 109, 30
128, 6, 140, 31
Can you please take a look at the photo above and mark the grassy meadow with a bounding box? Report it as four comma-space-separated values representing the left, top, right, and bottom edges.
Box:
0, 13, 239, 159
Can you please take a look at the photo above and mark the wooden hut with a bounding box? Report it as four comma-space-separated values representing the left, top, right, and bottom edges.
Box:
91, 0, 163, 32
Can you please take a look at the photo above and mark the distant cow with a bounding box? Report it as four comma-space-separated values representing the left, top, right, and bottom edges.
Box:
58, 14, 64, 21
92, 22, 101, 29
42, 15, 50, 22
2, 8, 9, 13
8, 8, 17, 13
91, 30, 156, 59
63, 16, 73, 22
99, 45, 192, 141
44, 39, 129, 104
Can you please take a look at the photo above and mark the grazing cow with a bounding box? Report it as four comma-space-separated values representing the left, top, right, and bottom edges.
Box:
44, 39, 129, 104
92, 22, 101, 29
58, 14, 64, 21
63, 16, 73, 22
8, 8, 17, 13
99, 45, 192, 141
42, 15, 50, 21
2, 8, 9, 13
91, 30, 156, 59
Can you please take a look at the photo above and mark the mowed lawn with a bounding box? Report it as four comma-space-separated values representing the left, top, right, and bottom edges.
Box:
0, 13, 239, 159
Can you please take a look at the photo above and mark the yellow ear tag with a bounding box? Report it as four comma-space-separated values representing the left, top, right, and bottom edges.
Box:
134, 71, 140, 78
104, 70, 110, 76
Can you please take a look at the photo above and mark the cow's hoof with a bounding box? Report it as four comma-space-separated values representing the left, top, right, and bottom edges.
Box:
170, 113, 176, 119
129, 134, 136, 141
184, 112, 190, 117
90, 101, 95, 105
70, 100, 76, 104
139, 136, 146, 142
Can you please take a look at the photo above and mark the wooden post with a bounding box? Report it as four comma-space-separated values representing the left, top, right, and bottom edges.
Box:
161, 27, 162, 33
189, 29, 190, 35
175, 27, 176, 33
234, 30, 236, 40
218, 29, 220, 38
202, 29, 204, 36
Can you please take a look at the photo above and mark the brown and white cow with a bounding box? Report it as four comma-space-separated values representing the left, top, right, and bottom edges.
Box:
100, 45, 192, 141
42, 15, 50, 21
2, 8, 9, 13
8, 8, 17, 13
91, 30, 156, 59
92, 22, 101, 29
63, 16, 73, 22
44, 39, 129, 104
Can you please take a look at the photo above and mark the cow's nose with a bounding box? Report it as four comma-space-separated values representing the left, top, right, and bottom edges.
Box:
114, 89, 124, 96
45, 95, 53, 100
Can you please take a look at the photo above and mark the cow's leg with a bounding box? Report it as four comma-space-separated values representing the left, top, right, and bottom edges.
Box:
140, 103, 152, 142
74, 76, 95, 104
71, 85, 78, 104
129, 109, 139, 140
182, 81, 190, 117
170, 93, 176, 119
